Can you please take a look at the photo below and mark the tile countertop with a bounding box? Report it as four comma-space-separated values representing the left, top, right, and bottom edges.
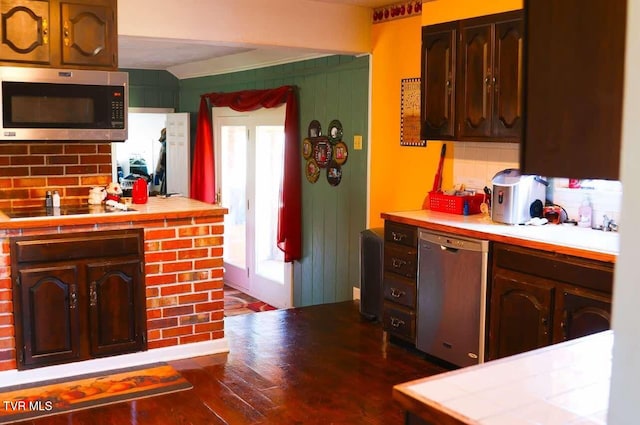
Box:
393, 330, 613, 425
0, 196, 228, 230
381, 210, 619, 263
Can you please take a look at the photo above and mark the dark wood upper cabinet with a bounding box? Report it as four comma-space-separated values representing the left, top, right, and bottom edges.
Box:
421, 10, 522, 143
521, 0, 626, 180
421, 22, 457, 140
0, 0, 117, 69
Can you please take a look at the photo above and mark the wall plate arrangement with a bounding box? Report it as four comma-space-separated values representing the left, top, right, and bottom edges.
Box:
303, 119, 349, 186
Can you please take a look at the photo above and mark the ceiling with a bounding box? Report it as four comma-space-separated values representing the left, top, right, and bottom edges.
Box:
118, 0, 392, 77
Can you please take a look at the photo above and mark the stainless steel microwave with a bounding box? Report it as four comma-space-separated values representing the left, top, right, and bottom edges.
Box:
0, 67, 128, 142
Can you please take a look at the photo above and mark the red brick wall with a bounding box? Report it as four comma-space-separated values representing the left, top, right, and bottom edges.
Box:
0, 142, 113, 209
0, 214, 225, 372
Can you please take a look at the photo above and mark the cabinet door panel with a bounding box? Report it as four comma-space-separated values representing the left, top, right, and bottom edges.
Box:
522, 0, 625, 180
60, 1, 116, 68
489, 272, 554, 360
458, 23, 493, 138
558, 290, 611, 342
17, 265, 80, 368
0, 0, 50, 64
421, 23, 456, 140
493, 18, 523, 139
87, 259, 145, 357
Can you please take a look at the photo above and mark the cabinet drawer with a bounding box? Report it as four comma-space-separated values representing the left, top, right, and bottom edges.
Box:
382, 302, 416, 342
493, 243, 613, 293
385, 222, 417, 247
383, 275, 416, 309
12, 229, 144, 264
384, 244, 417, 278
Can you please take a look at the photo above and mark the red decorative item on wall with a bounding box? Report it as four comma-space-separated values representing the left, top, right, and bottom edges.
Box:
373, 1, 422, 23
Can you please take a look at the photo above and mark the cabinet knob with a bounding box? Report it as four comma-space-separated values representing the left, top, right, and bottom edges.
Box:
390, 287, 405, 298
392, 232, 406, 242
70, 287, 78, 309
90, 282, 97, 307
391, 258, 407, 269
390, 317, 405, 328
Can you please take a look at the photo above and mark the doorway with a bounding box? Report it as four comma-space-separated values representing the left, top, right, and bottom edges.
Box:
213, 105, 292, 309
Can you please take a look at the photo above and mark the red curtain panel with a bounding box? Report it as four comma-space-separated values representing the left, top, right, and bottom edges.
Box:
191, 86, 301, 262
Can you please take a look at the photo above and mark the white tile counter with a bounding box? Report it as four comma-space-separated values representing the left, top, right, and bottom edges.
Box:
393, 331, 613, 425
381, 210, 618, 262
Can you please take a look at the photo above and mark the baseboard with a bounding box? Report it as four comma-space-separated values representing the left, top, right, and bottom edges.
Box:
0, 338, 230, 388
353, 286, 361, 300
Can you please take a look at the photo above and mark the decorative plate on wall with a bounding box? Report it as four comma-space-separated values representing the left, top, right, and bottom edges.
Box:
313, 136, 332, 168
302, 138, 314, 160
326, 160, 342, 186
305, 158, 320, 183
308, 120, 322, 138
333, 141, 348, 165
327, 119, 343, 143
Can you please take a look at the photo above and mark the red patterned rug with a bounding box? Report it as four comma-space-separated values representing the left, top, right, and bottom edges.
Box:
0, 362, 191, 424
224, 285, 278, 316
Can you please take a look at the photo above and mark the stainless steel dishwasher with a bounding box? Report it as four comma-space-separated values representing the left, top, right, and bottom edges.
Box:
417, 229, 489, 367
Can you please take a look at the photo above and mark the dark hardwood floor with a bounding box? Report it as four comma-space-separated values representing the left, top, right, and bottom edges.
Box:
19, 301, 449, 424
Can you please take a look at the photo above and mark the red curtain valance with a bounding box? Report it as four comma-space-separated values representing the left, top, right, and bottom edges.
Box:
190, 86, 301, 262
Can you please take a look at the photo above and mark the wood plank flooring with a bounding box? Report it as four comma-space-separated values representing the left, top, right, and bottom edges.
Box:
17, 301, 449, 424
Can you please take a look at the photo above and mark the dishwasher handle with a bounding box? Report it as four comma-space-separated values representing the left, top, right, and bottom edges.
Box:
440, 245, 459, 253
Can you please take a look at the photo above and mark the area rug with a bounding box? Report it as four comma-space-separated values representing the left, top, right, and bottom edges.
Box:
224, 285, 278, 316
0, 362, 192, 424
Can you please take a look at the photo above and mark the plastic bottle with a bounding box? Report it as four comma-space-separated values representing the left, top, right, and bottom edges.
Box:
52, 190, 61, 208
45, 191, 53, 208
578, 197, 592, 228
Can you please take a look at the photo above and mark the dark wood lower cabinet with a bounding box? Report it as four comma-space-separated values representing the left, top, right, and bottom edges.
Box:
17, 264, 81, 367
488, 243, 613, 360
489, 272, 554, 359
11, 229, 146, 370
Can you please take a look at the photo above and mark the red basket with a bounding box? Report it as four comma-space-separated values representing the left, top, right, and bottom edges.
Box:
428, 191, 486, 215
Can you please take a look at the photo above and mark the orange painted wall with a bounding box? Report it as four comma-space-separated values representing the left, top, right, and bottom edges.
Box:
369, 0, 522, 228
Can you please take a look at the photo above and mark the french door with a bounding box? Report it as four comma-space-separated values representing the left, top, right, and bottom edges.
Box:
213, 106, 292, 309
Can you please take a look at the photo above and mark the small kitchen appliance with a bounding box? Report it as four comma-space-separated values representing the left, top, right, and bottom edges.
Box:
132, 178, 148, 204
491, 169, 548, 225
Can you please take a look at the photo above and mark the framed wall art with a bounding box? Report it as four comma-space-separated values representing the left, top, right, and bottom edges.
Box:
400, 77, 426, 147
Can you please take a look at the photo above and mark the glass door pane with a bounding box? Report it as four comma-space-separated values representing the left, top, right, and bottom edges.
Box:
254, 125, 285, 284
221, 125, 247, 274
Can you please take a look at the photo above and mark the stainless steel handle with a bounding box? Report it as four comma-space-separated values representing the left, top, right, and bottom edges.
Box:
390, 317, 405, 328
390, 288, 405, 298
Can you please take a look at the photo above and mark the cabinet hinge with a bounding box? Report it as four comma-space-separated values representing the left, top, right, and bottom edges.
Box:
15, 275, 20, 288
142, 332, 147, 344
18, 346, 25, 364
139, 262, 144, 274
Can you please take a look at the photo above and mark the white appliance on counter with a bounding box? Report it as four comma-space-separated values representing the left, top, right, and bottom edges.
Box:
417, 229, 489, 367
491, 168, 548, 224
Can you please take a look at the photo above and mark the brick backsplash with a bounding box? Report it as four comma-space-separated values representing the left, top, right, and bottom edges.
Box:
0, 142, 113, 209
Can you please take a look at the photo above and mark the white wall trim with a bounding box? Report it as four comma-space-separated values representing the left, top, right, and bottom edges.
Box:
0, 338, 229, 388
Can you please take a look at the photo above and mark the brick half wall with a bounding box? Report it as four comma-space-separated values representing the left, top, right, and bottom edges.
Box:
0, 214, 225, 371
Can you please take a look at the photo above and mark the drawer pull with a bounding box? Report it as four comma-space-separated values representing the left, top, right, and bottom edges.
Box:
390, 287, 405, 298
391, 258, 407, 268
392, 232, 407, 242
390, 317, 405, 328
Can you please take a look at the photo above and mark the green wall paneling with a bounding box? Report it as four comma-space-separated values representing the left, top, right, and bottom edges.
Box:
121, 69, 180, 109
179, 55, 369, 307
